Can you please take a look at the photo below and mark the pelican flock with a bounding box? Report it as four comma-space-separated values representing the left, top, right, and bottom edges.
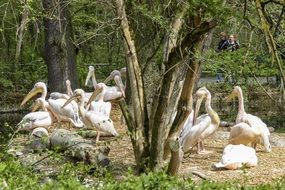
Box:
17, 65, 273, 172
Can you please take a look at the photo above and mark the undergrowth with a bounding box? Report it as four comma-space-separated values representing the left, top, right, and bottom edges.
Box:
0, 151, 285, 190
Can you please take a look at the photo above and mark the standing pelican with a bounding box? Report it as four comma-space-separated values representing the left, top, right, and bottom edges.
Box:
226, 86, 271, 152
179, 87, 219, 154
195, 87, 220, 154
63, 89, 118, 143
21, 82, 83, 128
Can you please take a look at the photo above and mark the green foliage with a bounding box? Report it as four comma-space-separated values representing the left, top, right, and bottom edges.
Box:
201, 48, 278, 85
1, 151, 285, 190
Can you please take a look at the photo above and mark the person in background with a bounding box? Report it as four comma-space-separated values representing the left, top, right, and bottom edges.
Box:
227, 34, 240, 51
215, 32, 228, 82
216, 32, 229, 52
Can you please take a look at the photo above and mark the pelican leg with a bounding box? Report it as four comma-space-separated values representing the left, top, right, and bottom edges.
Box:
196, 141, 201, 154
198, 141, 213, 154
95, 131, 100, 144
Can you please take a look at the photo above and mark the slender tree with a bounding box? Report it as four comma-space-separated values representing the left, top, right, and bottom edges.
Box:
114, 0, 221, 174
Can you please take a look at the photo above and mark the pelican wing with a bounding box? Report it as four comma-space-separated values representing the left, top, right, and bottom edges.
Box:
18, 111, 52, 130
214, 144, 257, 170
180, 115, 211, 152
89, 101, 112, 117
48, 98, 83, 127
229, 122, 261, 145
103, 90, 123, 102
245, 113, 270, 136
49, 92, 70, 100
85, 112, 118, 136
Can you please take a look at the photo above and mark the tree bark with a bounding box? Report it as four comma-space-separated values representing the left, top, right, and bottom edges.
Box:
15, 1, 29, 63
42, 0, 78, 92
114, 0, 150, 171
150, 19, 217, 170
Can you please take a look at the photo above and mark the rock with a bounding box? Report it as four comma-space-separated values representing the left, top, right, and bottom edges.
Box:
27, 127, 50, 152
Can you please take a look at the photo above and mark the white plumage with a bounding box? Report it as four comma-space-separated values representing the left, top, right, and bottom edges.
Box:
63, 89, 118, 143
16, 111, 53, 131
226, 86, 271, 152
213, 144, 258, 170
179, 87, 220, 154
21, 82, 83, 128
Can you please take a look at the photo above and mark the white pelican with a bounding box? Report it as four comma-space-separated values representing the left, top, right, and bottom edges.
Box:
16, 99, 53, 132
85, 66, 98, 89
213, 144, 258, 170
228, 122, 261, 145
21, 82, 84, 128
179, 87, 220, 154
85, 66, 125, 102
196, 87, 220, 154
63, 89, 118, 143
87, 83, 112, 117
226, 86, 271, 152
49, 80, 73, 100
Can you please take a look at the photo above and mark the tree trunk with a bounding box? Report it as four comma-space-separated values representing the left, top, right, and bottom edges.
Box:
42, 0, 78, 92
114, 0, 150, 171
15, 1, 29, 63
150, 19, 217, 170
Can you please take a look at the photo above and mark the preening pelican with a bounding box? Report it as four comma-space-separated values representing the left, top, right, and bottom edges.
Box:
63, 89, 118, 143
213, 144, 258, 170
87, 83, 112, 117
85, 66, 97, 89
179, 87, 219, 154
21, 82, 83, 128
226, 86, 271, 152
196, 87, 220, 154
228, 122, 261, 145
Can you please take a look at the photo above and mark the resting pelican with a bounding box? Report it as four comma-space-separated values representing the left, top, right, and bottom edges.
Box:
49, 80, 73, 100
213, 144, 258, 170
179, 87, 219, 154
63, 89, 118, 143
226, 86, 271, 152
21, 82, 83, 128
228, 122, 261, 145
16, 98, 54, 131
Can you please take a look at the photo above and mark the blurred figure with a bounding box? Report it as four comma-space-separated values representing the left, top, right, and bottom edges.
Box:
216, 32, 229, 52
227, 34, 240, 51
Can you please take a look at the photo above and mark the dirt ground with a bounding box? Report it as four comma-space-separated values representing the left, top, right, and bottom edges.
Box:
108, 104, 285, 185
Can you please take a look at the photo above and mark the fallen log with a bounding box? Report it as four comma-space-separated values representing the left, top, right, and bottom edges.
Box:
50, 129, 110, 166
